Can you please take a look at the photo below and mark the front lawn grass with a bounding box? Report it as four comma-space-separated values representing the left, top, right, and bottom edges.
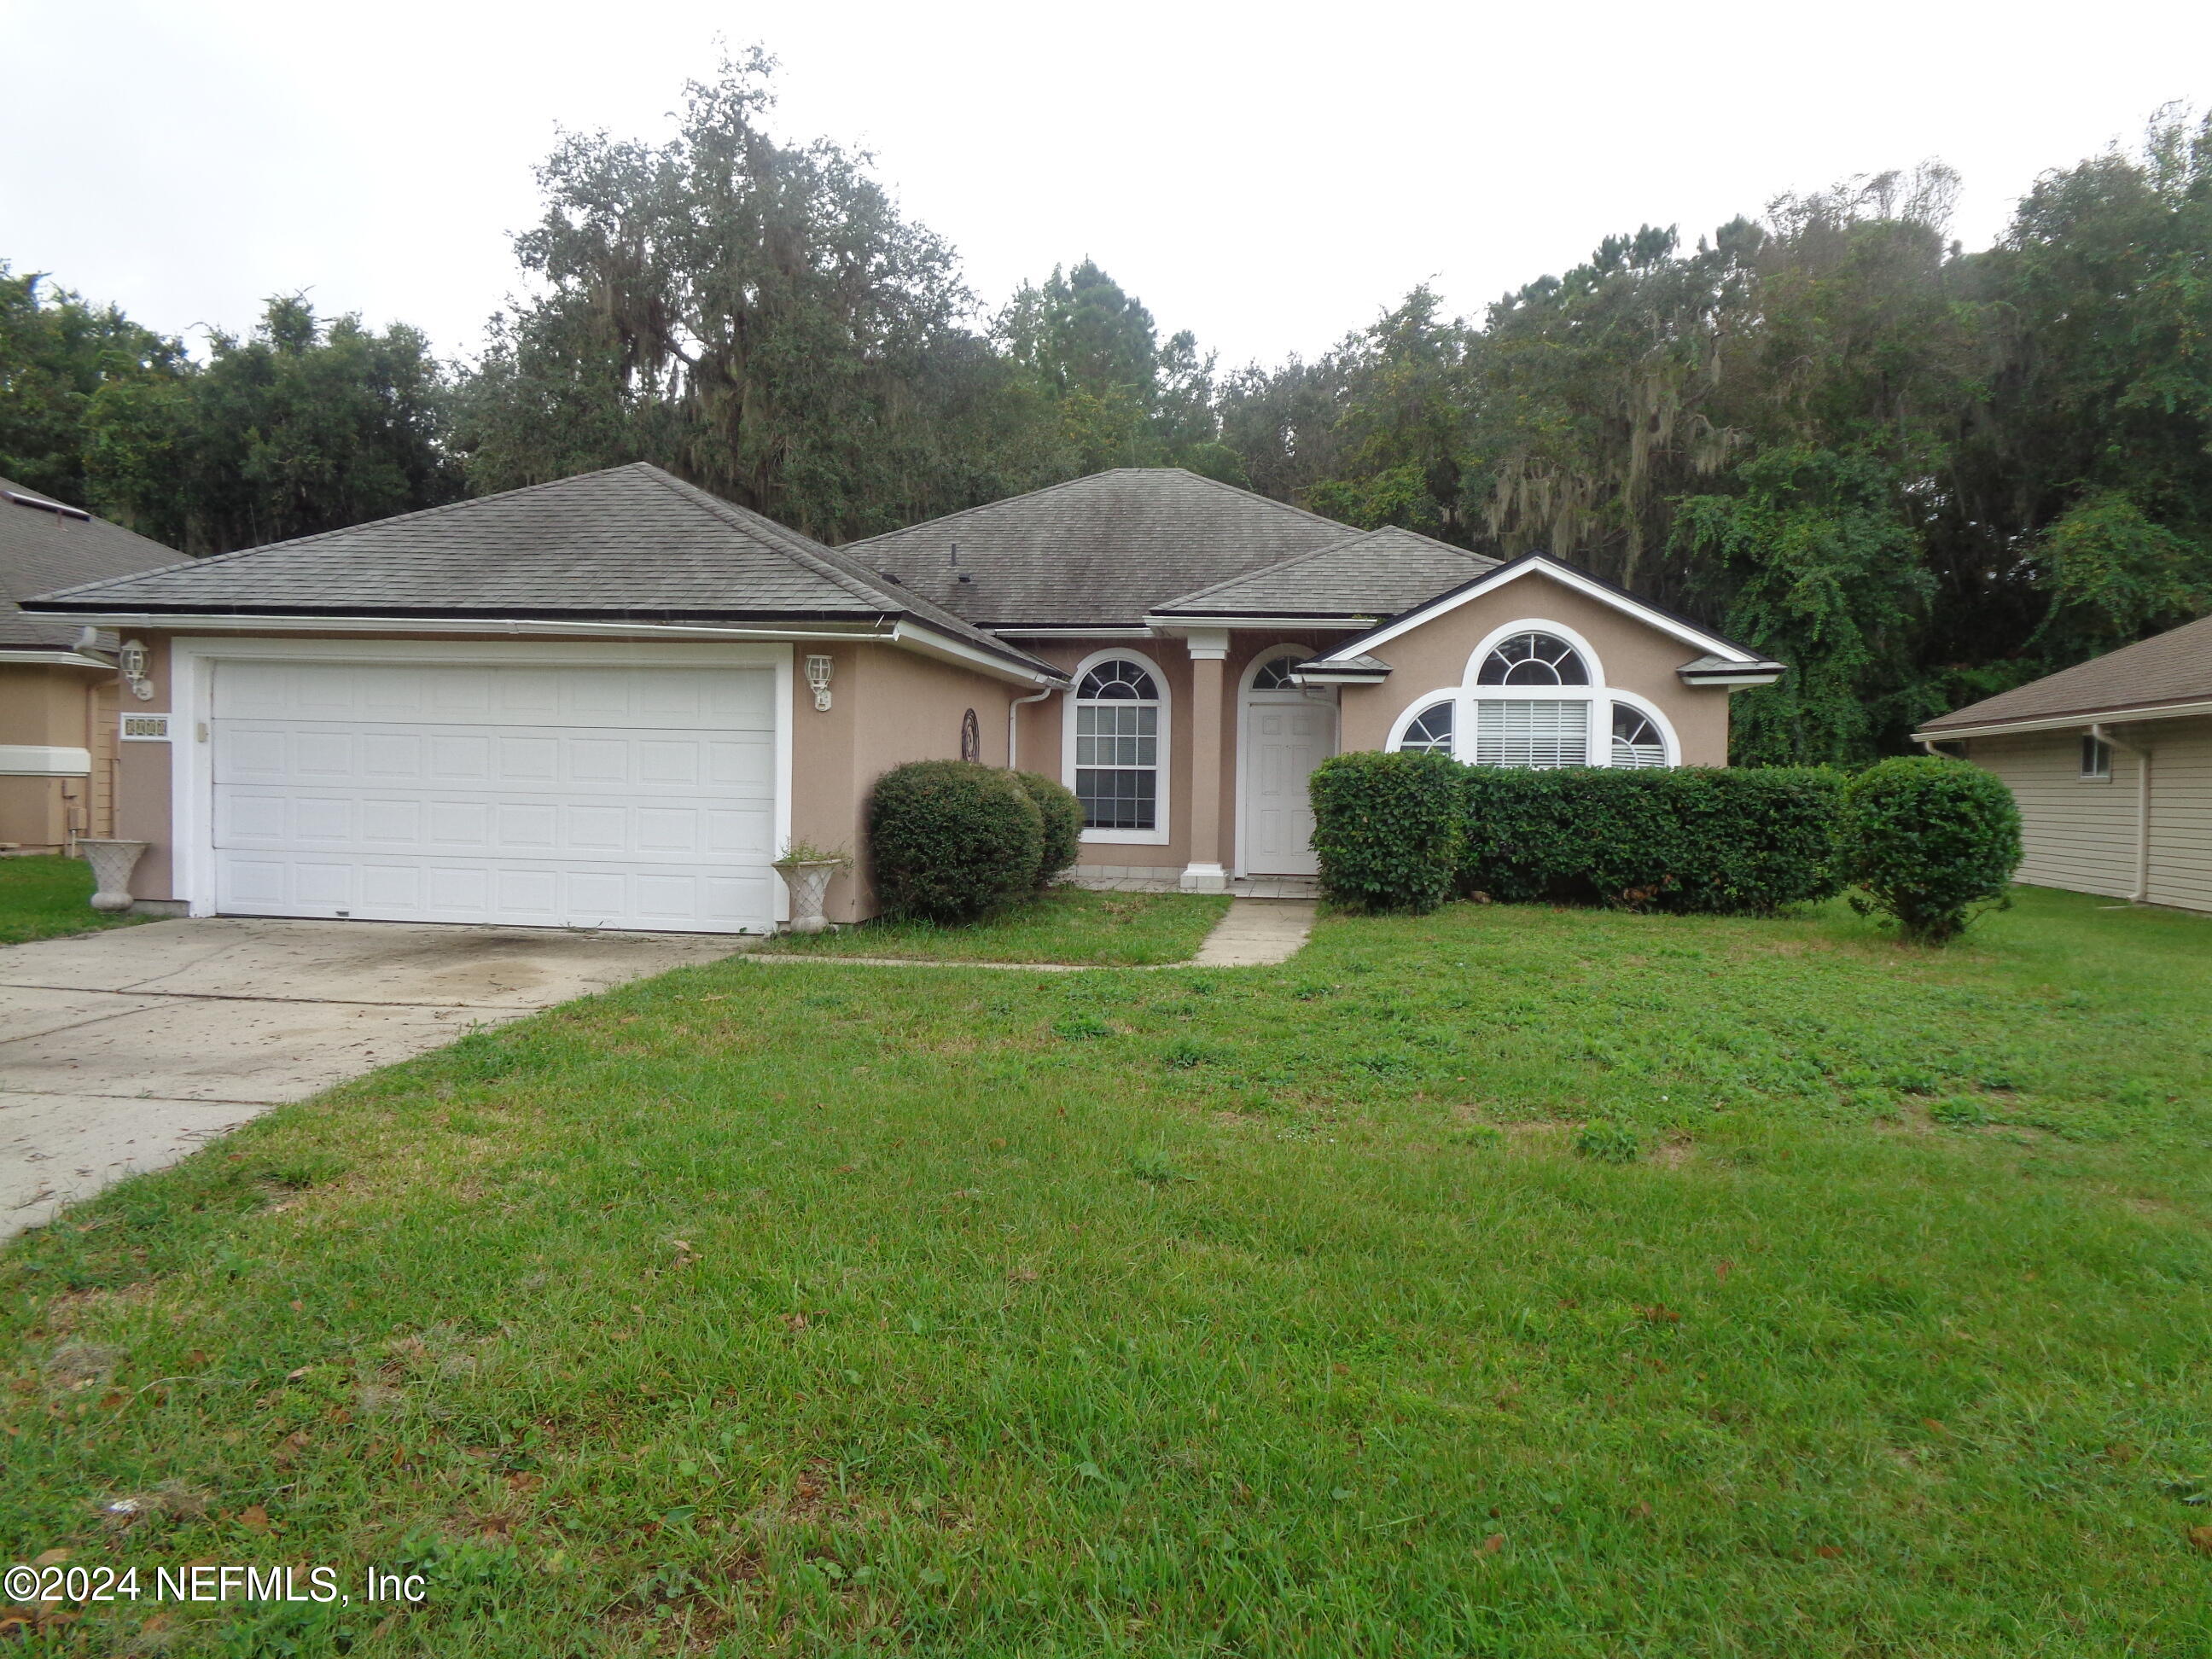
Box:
3, 886, 2209, 1656
0, 853, 149, 946
748, 885, 1230, 965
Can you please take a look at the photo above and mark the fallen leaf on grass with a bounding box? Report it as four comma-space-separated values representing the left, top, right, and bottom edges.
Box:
236, 1506, 271, 1533
2189, 1525, 2212, 1558
1637, 1305, 1681, 1324
1479, 1534, 1504, 1554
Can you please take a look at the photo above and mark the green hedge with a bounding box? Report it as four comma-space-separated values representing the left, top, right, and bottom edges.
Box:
1458, 766, 1846, 914
1842, 756, 2022, 943
1013, 771, 1084, 886
1308, 751, 1466, 913
1311, 758, 1845, 916
868, 760, 1044, 923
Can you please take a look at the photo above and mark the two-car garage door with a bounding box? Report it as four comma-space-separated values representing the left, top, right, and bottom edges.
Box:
211, 658, 780, 934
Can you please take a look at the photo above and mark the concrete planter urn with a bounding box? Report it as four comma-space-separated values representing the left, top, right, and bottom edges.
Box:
772, 857, 847, 935
77, 838, 148, 912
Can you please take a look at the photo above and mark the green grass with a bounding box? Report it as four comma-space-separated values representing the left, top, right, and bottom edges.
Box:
3, 887, 2210, 1655
748, 886, 1231, 965
0, 853, 150, 946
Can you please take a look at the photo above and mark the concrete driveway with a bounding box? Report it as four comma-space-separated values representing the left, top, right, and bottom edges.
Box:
0, 918, 738, 1241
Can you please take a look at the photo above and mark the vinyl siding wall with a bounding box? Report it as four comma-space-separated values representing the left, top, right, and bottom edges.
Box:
1965, 717, 2212, 914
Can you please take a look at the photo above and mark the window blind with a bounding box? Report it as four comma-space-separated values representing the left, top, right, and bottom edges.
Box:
1474, 699, 1588, 768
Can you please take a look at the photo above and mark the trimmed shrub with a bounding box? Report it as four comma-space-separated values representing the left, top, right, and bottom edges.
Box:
868, 760, 1044, 923
1459, 766, 1844, 914
1013, 771, 1084, 886
1308, 751, 1465, 913
1841, 756, 2022, 944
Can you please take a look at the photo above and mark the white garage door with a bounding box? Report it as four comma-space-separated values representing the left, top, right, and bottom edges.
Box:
211, 659, 780, 933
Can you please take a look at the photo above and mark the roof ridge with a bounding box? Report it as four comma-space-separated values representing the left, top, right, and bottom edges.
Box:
633, 466, 1060, 675
631, 467, 895, 614
1151, 523, 1499, 614
842, 466, 1356, 550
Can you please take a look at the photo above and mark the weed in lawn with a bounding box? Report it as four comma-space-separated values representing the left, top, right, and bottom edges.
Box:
1575, 1118, 1644, 1162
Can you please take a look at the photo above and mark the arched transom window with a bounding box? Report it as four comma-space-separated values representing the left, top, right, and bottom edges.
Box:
1476, 632, 1591, 685
1072, 657, 1162, 834
1249, 655, 1300, 691
1387, 623, 1678, 771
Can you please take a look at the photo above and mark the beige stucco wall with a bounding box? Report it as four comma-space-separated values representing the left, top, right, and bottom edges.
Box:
789, 642, 1021, 922
1335, 572, 1734, 764
1965, 716, 2212, 914
0, 659, 118, 853
1015, 631, 1345, 873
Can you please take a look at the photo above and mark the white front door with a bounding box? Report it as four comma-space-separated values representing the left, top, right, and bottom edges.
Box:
1241, 696, 1336, 876
208, 657, 781, 933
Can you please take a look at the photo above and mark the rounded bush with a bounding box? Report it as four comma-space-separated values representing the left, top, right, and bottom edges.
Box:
1012, 771, 1084, 886
1841, 755, 2022, 944
868, 760, 1044, 923
1309, 751, 1465, 913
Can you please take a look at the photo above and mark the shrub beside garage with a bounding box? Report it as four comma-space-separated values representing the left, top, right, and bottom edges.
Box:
869, 761, 1045, 923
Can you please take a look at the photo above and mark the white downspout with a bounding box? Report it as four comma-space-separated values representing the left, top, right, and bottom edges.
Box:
1007, 684, 1058, 770
2091, 723, 2152, 903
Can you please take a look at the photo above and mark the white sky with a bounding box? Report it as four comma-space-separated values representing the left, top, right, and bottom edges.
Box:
5, 0, 2209, 370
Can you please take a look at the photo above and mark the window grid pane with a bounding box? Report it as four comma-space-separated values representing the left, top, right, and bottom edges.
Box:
1075, 665, 1160, 830
1610, 703, 1667, 768
1075, 768, 1156, 830
1474, 699, 1589, 768
1395, 701, 1455, 754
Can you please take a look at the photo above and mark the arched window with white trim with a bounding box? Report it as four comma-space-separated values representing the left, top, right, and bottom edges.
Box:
1068, 654, 1167, 838
1610, 703, 1667, 768
1476, 632, 1591, 686
1397, 701, 1454, 754
1387, 620, 1679, 769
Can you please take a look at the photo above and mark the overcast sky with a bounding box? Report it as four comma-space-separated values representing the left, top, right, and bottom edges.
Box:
6, 0, 2209, 370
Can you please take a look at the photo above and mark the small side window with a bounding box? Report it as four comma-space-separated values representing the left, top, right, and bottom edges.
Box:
1395, 701, 1455, 755
2080, 735, 2111, 780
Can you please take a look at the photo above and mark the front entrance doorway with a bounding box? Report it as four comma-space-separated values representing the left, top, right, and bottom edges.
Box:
1239, 652, 1336, 876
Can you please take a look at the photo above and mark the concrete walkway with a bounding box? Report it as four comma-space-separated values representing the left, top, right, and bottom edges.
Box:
0, 918, 736, 1240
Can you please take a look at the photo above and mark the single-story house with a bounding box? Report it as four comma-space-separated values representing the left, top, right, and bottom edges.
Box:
23, 463, 1781, 933
0, 478, 186, 853
1916, 612, 2212, 914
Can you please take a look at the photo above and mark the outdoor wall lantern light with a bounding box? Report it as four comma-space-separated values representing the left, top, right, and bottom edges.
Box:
806, 654, 834, 711
117, 639, 154, 701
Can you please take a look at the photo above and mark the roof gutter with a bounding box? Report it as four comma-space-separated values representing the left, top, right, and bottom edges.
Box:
15, 608, 899, 644
1915, 697, 2212, 742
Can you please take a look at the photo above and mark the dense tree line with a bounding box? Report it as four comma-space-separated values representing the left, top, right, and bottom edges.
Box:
3, 55, 2204, 760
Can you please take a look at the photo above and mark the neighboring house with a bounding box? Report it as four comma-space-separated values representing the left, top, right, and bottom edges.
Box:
23, 463, 1780, 933
1917, 613, 2212, 914
0, 479, 183, 853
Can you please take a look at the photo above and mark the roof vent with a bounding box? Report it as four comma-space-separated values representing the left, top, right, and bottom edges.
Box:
4, 490, 90, 522
948, 542, 959, 568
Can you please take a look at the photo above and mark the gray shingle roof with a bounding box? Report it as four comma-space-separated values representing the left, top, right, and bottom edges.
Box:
1150, 526, 1501, 620
25, 463, 1051, 675
843, 468, 1365, 628
0, 478, 181, 652
1920, 610, 2212, 732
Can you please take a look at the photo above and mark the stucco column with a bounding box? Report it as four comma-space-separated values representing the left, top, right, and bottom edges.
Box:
1180, 629, 1230, 894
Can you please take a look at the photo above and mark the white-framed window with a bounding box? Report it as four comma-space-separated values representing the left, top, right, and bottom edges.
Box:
1398, 701, 1454, 754
1610, 703, 1668, 768
1066, 651, 1170, 842
1386, 620, 1680, 770
2080, 735, 2112, 781
1249, 653, 1300, 691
